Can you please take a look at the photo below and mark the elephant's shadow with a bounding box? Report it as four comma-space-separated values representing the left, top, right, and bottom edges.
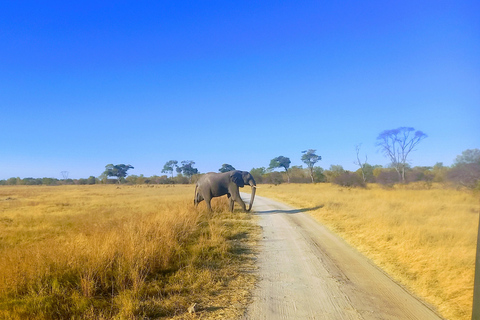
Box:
254, 205, 324, 215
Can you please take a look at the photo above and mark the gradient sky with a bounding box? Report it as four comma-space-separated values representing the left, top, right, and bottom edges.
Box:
1, 1, 479, 179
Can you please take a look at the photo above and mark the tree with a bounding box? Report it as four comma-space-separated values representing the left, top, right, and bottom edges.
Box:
354, 144, 368, 183
355, 163, 381, 183
447, 149, 480, 189
103, 164, 134, 183
177, 161, 198, 182
288, 166, 310, 183
454, 149, 480, 165
219, 164, 236, 173
432, 162, 447, 182
376, 127, 427, 183
250, 167, 266, 183
325, 165, 345, 182
162, 160, 178, 178
269, 156, 291, 183
313, 167, 326, 183
6, 177, 18, 185
264, 171, 284, 185
301, 149, 321, 183
61, 171, 69, 180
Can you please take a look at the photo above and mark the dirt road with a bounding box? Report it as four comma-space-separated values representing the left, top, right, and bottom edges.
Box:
242, 194, 443, 320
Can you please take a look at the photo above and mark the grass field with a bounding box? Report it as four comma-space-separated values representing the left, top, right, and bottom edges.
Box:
0, 185, 259, 319
1, 183, 477, 319
256, 183, 479, 320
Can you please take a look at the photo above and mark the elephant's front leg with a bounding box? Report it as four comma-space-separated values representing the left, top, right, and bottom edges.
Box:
231, 192, 247, 212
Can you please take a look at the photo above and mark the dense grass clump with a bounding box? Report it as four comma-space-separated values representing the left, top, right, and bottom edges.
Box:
257, 183, 478, 320
0, 185, 258, 319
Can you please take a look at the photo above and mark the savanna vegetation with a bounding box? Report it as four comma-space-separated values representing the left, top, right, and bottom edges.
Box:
253, 148, 480, 190
0, 185, 259, 319
256, 183, 479, 320
1, 183, 476, 320
0, 126, 478, 320
2, 148, 478, 193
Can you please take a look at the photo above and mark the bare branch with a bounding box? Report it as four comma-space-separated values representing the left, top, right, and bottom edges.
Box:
376, 127, 427, 182
354, 144, 367, 183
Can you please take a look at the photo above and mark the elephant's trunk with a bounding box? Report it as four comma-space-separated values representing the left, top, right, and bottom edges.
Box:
247, 183, 256, 212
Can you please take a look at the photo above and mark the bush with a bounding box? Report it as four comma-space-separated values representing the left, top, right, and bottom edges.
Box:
376, 170, 400, 187
324, 165, 345, 183
288, 166, 310, 183
250, 167, 266, 184
172, 174, 189, 184
332, 172, 366, 188
447, 163, 480, 189
406, 167, 433, 183
263, 172, 284, 185
313, 167, 326, 183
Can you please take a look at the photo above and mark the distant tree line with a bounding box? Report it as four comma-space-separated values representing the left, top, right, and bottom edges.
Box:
0, 176, 99, 186
1, 148, 478, 190
258, 148, 480, 190
1, 127, 478, 190
253, 155, 478, 189
0, 161, 201, 186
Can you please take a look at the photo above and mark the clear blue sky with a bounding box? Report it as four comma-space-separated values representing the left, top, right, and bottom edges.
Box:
1, 1, 479, 179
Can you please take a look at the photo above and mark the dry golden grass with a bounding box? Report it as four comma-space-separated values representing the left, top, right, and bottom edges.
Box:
257, 183, 478, 320
0, 185, 259, 319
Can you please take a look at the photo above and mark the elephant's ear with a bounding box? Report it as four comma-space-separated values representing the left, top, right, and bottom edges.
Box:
230, 171, 245, 187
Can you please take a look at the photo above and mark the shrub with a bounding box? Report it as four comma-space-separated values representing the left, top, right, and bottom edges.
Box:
263, 172, 284, 185
447, 163, 480, 189
250, 167, 266, 184
376, 170, 400, 187
332, 172, 366, 188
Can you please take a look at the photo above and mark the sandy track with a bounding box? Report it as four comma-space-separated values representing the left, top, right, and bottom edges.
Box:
242, 194, 443, 320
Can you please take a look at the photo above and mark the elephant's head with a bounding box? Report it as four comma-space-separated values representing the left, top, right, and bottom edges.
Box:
231, 170, 256, 212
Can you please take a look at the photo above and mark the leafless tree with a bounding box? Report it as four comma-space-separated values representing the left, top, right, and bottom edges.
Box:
61, 171, 69, 180
354, 144, 368, 183
376, 127, 427, 182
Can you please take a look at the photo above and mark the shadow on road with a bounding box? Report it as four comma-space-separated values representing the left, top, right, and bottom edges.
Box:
254, 205, 324, 215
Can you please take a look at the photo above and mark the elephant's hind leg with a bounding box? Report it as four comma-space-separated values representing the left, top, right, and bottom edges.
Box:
194, 194, 204, 207
205, 198, 213, 212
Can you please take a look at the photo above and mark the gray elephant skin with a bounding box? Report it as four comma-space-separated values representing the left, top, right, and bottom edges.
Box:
194, 170, 256, 212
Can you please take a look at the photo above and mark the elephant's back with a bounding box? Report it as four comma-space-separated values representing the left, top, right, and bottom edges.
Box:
197, 172, 221, 186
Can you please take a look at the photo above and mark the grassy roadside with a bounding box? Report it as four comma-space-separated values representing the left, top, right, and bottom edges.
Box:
256, 183, 478, 320
0, 185, 259, 319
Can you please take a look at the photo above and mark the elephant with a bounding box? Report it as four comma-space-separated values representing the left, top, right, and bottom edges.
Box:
194, 170, 256, 212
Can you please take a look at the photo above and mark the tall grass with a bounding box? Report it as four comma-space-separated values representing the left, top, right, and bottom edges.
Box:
0, 185, 258, 319
257, 183, 479, 320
